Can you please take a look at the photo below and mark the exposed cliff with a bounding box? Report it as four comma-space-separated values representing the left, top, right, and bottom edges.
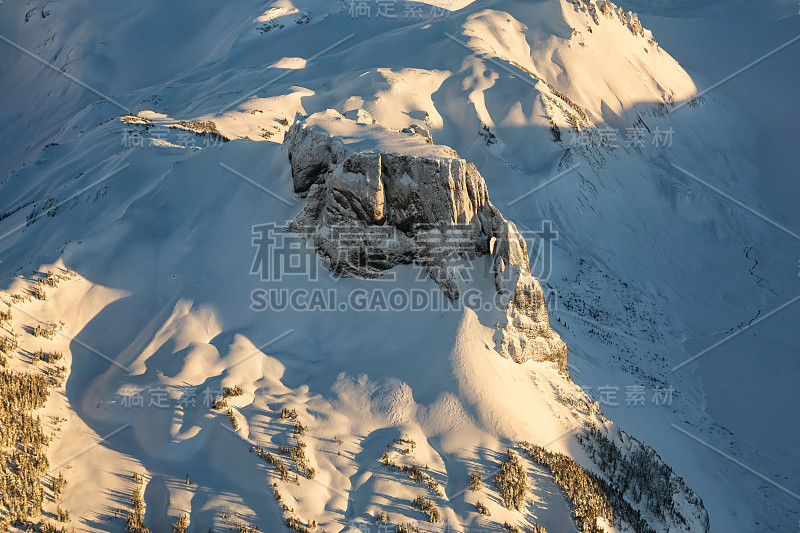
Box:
285, 110, 567, 372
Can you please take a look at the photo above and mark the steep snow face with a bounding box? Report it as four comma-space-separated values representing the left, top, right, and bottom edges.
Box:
460, 2, 697, 112
435, 0, 697, 161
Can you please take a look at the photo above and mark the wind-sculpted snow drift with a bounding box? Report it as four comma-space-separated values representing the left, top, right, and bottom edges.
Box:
285, 110, 568, 372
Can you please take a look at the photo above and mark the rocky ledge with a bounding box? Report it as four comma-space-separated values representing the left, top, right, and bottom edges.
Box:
284, 110, 567, 373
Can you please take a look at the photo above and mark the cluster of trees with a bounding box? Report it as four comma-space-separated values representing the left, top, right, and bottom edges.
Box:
278, 430, 315, 480
469, 472, 482, 491
211, 397, 227, 410
46, 365, 67, 387
0, 334, 18, 366
249, 409, 319, 533
411, 495, 441, 523
267, 416, 315, 480
35, 271, 67, 289
32, 349, 62, 365
51, 472, 67, 503
256, 422, 321, 533
35, 520, 69, 533
494, 450, 527, 510
32, 322, 60, 340
32, 285, 47, 301
220, 511, 260, 533
380, 437, 441, 495
502, 522, 548, 533
126, 473, 149, 533
0, 201, 33, 224
171, 514, 188, 533
0, 370, 50, 530
0, 334, 18, 353
223, 386, 243, 398
225, 408, 240, 430
284, 516, 315, 533
28, 269, 75, 301
0, 273, 73, 530
213, 384, 244, 409
251, 444, 290, 481
475, 501, 491, 516
518, 441, 653, 533
0, 307, 11, 326
579, 428, 705, 531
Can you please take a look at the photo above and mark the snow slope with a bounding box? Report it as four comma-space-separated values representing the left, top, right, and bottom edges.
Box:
0, 0, 797, 531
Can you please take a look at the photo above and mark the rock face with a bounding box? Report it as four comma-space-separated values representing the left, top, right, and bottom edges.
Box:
492, 221, 568, 373
285, 110, 493, 298
401, 124, 433, 144
284, 110, 567, 372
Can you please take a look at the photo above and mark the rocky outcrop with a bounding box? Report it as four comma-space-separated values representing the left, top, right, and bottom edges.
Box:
284, 110, 567, 372
285, 110, 493, 298
401, 124, 433, 144
492, 221, 568, 373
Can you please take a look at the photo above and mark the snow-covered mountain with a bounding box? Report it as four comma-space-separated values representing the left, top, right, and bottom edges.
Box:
1, 0, 798, 532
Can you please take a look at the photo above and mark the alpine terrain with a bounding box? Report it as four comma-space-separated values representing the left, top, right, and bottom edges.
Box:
0, 0, 798, 532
